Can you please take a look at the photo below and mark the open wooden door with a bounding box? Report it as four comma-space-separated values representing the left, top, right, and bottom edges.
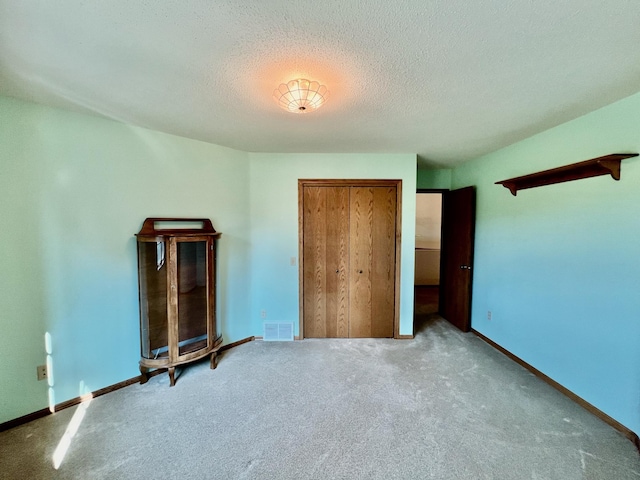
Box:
440, 186, 476, 332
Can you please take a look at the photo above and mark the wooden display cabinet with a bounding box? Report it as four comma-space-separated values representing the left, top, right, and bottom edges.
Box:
136, 218, 222, 386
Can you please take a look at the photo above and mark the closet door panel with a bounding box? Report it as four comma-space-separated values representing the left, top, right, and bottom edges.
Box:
370, 187, 397, 338
326, 187, 350, 337
303, 186, 349, 338
349, 186, 396, 338
348, 187, 374, 337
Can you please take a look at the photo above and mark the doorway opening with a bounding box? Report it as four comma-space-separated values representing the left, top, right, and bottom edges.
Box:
414, 191, 443, 329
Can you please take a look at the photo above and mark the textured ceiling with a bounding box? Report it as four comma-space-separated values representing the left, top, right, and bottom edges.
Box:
1, 0, 639, 167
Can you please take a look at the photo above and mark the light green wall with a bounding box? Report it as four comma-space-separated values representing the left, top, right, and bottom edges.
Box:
452, 91, 640, 435
248, 153, 417, 337
1, 97, 49, 423
0, 96, 252, 423
416, 167, 451, 190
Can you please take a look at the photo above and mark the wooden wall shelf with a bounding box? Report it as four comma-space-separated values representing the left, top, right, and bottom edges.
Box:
495, 153, 638, 196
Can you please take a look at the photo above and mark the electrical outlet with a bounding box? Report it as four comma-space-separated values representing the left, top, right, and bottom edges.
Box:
290, 256, 297, 266
37, 364, 48, 381
260, 310, 267, 319
487, 311, 492, 321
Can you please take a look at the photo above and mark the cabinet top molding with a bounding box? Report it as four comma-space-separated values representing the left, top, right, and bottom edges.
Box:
495, 153, 639, 196
136, 217, 221, 238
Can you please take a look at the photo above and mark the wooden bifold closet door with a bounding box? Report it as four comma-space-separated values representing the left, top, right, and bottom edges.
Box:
300, 180, 399, 338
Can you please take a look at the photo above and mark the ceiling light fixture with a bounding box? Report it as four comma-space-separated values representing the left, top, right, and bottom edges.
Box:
273, 78, 329, 113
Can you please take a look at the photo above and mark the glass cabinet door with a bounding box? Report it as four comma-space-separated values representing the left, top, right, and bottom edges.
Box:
138, 241, 168, 359
177, 240, 209, 356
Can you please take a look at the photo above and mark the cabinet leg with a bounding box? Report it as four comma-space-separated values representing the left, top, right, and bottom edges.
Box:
168, 367, 176, 387
210, 352, 218, 370
139, 365, 149, 385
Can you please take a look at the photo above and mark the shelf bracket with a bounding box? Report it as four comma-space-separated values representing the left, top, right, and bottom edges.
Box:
597, 158, 621, 180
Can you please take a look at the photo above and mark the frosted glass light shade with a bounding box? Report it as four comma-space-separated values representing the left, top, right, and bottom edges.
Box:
273, 78, 329, 113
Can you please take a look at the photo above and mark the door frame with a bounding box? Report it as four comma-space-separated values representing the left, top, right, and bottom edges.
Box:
298, 179, 403, 339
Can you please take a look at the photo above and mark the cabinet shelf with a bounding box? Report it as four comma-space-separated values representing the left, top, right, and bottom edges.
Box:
495, 153, 638, 196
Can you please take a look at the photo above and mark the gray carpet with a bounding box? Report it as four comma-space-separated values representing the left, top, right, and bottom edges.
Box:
1, 316, 639, 479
